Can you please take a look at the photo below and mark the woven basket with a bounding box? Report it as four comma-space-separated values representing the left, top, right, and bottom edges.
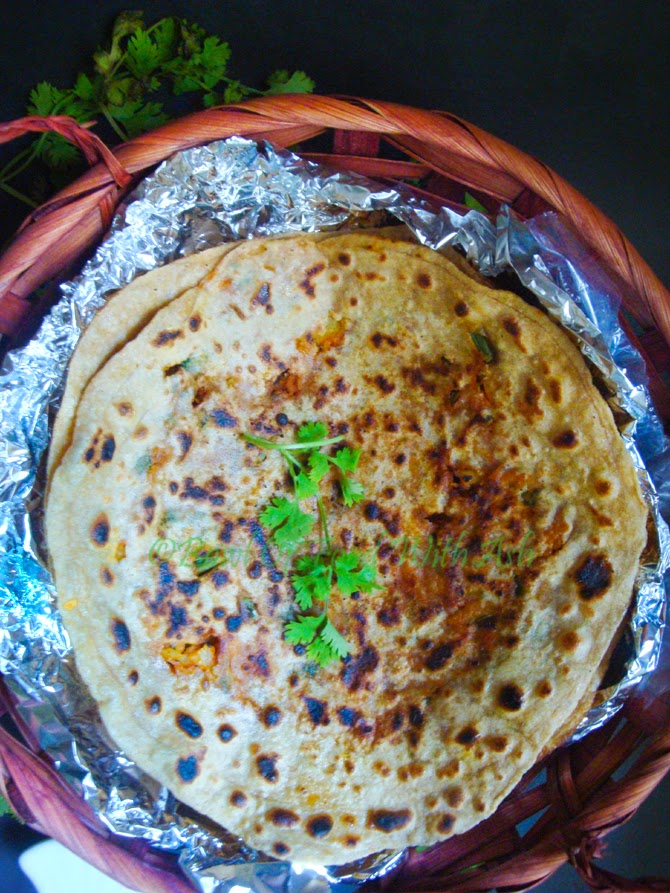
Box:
1, 95, 669, 893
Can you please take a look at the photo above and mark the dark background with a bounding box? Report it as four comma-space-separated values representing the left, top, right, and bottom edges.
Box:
1, 2, 669, 892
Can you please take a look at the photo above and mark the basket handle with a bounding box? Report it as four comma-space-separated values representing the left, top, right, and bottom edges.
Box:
0, 681, 196, 893
0, 116, 136, 339
571, 840, 670, 892
1, 98, 669, 350
0, 116, 132, 191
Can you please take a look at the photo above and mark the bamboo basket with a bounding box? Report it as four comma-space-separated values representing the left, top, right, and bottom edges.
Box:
1, 95, 669, 893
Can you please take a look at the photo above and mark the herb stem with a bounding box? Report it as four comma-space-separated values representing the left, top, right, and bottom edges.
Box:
0, 182, 38, 208
243, 432, 345, 452
281, 450, 304, 469
287, 464, 303, 499
220, 75, 264, 96
0, 146, 37, 181
250, 420, 374, 667
316, 493, 332, 553
100, 105, 130, 141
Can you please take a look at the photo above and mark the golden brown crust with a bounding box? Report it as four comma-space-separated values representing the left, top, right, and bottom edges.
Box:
46, 243, 240, 494
46, 231, 648, 864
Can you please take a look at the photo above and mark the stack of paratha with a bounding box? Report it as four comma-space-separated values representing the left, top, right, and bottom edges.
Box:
45, 228, 648, 864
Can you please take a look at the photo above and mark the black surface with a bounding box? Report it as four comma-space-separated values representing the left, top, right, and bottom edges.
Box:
0, 3, 669, 891
0, 0, 669, 288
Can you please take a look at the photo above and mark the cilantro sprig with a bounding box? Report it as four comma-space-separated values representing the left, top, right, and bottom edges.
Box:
0, 794, 18, 821
243, 422, 365, 511
243, 421, 380, 667
2, 11, 315, 208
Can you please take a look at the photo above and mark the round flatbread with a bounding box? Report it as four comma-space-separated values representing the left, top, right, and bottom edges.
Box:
46, 230, 648, 864
47, 228, 426, 491
47, 242, 240, 491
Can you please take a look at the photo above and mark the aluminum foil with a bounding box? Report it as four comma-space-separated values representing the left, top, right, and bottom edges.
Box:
1, 136, 669, 890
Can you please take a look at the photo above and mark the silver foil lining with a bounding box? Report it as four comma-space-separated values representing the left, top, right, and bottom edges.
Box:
1, 137, 669, 892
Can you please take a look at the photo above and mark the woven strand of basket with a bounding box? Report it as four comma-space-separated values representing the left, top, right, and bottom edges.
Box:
1, 96, 670, 893
0, 685, 194, 893
383, 699, 670, 893
2, 684, 670, 892
0, 96, 669, 345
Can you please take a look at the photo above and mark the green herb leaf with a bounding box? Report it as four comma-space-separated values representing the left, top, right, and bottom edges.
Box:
193, 550, 226, 575
260, 497, 314, 550
114, 100, 168, 137
330, 447, 361, 474
291, 555, 332, 609
297, 421, 328, 443
307, 450, 331, 483
319, 619, 351, 660
167, 34, 232, 94
222, 81, 248, 103
3, 13, 314, 209
340, 476, 365, 507
0, 794, 17, 820
464, 191, 489, 214
293, 470, 319, 500
284, 613, 325, 646
126, 29, 164, 77
265, 69, 316, 95
334, 551, 381, 595
306, 634, 340, 667
248, 420, 380, 666
27, 81, 68, 116
73, 72, 98, 104
328, 447, 365, 504
471, 331, 495, 364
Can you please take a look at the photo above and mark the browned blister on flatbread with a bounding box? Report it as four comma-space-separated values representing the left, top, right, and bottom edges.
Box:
46, 230, 648, 863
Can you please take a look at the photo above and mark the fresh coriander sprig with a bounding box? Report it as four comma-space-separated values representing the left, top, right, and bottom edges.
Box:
242, 421, 380, 666
2, 11, 315, 208
243, 422, 365, 509
0, 794, 18, 821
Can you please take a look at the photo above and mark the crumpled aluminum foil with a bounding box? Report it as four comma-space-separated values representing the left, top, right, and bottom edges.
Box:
1, 136, 669, 891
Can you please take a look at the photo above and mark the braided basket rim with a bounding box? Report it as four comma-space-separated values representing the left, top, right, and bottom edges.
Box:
1, 94, 669, 893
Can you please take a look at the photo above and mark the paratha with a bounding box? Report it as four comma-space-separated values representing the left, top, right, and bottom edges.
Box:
47, 242, 239, 492
45, 230, 648, 864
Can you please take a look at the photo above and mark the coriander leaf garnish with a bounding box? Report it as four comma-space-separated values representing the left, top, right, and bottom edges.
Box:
243, 429, 345, 452
291, 555, 333, 609
329, 446, 361, 473
285, 613, 351, 666
333, 552, 381, 596
330, 447, 364, 504
265, 69, 316, 95
2, 12, 315, 208
319, 619, 352, 660
306, 630, 348, 666
297, 420, 328, 442
0, 793, 18, 820
464, 191, 489, 214
260, 497, 314, 551
471, 331, 495, 364
284, 613, 325, 645
293, 470, 319, 500
193, 550, 227, 575
340, 475, 366, 507
242, 420, 379, 667
307, 450, 330, 483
